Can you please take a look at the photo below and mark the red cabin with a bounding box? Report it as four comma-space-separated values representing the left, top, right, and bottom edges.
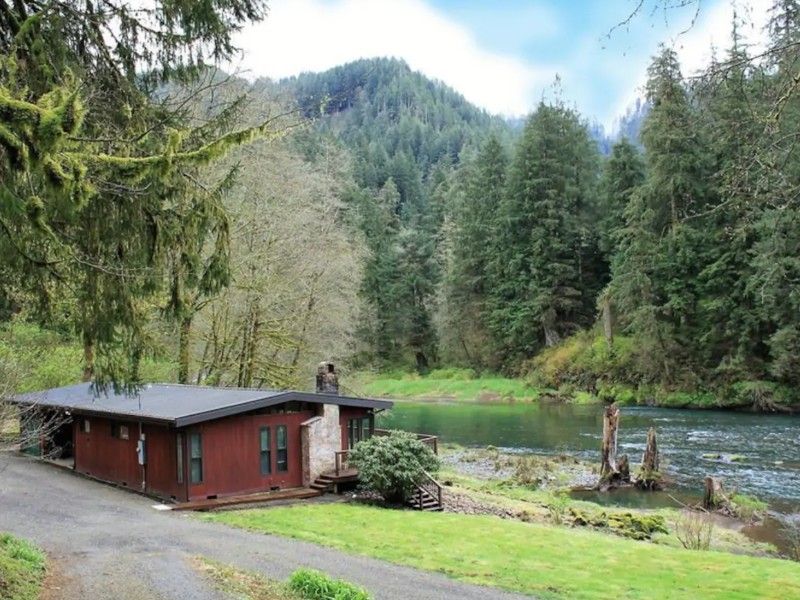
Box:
15, 382, 393, 503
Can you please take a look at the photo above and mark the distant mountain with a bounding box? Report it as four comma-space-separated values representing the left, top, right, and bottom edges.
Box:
276, 58, 514, 208
612, 98, 650, 146
274, 57, 648, 193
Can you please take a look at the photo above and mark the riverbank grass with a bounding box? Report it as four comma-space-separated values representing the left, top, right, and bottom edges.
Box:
204, 504, 800, 600
352, 369, 540, 401
193, 557, 374, 600
193, 557, 297, 600
0, 533, 46, 600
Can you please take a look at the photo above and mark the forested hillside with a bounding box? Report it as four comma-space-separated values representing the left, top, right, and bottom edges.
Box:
273, 3, 800, 408
279, 58, 516, 372
4, 0, 800, 410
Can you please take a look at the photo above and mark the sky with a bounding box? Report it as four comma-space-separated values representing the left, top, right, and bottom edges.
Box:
231, 0, 772, 131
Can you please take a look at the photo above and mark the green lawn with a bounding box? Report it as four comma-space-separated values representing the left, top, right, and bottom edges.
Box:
204, 504, 800, 600
0, 533, 46, 600
353, 370, 540, 402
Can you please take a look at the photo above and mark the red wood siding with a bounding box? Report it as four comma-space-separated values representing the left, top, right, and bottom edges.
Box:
339, 407, 372, 449
143, 424, 185, 502
74, 417, 141, 490
184, 411, 313, 501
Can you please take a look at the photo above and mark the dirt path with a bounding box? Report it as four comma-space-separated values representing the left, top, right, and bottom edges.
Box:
0, 455, 529, 599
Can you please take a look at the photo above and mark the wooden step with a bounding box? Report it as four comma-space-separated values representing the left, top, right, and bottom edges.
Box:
173, 488, 321, 511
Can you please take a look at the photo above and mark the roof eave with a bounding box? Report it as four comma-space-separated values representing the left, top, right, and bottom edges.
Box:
172, 391, 393, 428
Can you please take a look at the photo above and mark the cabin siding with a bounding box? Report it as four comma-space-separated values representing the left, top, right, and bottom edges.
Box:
74, 417, 141, 489
143, 424, 185, 502
184, 411, 313, 501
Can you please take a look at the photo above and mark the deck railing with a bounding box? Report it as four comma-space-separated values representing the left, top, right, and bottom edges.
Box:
373, 428, 438, 455
334, 450, 350, 476
416, 470, 443, 510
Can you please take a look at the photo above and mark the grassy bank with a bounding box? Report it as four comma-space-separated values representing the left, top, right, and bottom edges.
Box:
193, 557, 374, 600
194, 557, 294, 599
436, 444, 771, 555
351, 369, 540, 402
204, 504, 799, 600
0, 534, 46, 600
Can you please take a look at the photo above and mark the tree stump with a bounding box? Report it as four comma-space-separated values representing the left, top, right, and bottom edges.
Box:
635, 427, 661, 490
597, 404, 622, 489
702, 476, 728, 510
617, 454, 630, 483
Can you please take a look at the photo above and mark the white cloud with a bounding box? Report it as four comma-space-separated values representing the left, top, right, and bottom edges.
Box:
231, 0, 557, 117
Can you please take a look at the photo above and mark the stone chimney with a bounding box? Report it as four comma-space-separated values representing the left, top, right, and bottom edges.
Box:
315, 361, 339, 395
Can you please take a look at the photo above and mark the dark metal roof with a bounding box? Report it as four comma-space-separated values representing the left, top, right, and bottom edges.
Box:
15, 383, 393, 427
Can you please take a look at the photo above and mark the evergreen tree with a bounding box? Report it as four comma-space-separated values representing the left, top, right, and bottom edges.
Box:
611, 46, 715, 384
0, 0, 272, 386
597, 138, 646, 262
445, 136, 508, 368
357, 179, 403, 364
488, 101, 600, 362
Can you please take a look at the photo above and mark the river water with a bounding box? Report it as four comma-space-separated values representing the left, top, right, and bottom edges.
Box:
377, 400, 800, 508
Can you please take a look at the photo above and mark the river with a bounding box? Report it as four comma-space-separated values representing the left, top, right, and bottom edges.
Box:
377, 400, 800, 508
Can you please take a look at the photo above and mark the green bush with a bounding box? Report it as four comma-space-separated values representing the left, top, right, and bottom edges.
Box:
348, 431, 439, 504
288, 569, 373, 600
729, 494, 768, 521
719, 381, 800, 410
525, 331, 638, 395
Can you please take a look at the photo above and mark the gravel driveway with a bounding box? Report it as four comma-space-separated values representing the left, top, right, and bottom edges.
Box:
0, 455, 529, 600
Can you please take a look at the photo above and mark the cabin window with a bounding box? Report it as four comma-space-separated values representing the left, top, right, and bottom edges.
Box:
110, 423, 129, 440
347, 417, 372, 449
176, 433, 184, 485
189, 432, 203, 484
276, 425, 288, 473
81, 419, 91, 433
260, 427, 271, 476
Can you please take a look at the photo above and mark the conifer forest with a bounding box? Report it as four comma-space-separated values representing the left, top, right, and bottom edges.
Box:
3, 0, 800, 408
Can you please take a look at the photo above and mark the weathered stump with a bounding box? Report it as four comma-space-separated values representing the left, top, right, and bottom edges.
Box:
617, 454, 631, 483
702, 476, 728, 510
597, 404, 623, 490
635, 427, 661, 490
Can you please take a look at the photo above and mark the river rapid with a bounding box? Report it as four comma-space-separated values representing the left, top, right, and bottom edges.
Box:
377, 400, 800, 508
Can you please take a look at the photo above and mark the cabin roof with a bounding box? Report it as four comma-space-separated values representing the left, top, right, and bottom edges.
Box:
14, 383, 393, 427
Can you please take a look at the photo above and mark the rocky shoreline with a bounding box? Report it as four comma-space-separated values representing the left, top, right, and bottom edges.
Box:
440, 445, 598, 491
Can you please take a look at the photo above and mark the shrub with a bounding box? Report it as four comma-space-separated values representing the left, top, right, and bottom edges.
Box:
525, 331, 638, 395
778, 517, 800, 562
674, 510, 713, 550
348, 431, 439, 504
514, 456, 542, 487
546, 492, 570, 524
729, 494, 768, 521
288, 569, 373, 600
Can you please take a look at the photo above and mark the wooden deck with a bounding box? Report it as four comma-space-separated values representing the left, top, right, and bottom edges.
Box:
171, 487, 321, 511
321, 467, 358, 482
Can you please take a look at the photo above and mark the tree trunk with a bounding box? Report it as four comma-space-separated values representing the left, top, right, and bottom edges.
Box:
178, 314, 192, 385
617, 454, 630, 483
598, 404, 621, 489
601, 293, 613, 351
703, 476, 727, 510
635, 427, 661, 490
82, 334, 94, 382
